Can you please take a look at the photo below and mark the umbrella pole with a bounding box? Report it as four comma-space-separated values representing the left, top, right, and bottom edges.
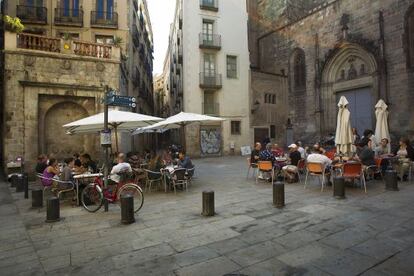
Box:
181, 124, 186, 152
115, 126, 119, 153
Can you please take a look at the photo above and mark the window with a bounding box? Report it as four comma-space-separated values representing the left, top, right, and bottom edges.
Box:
203, 53, 215, 75
291, 48, 306, 91
95, 35, 114, 44
264, 93, 276, 104
202, 20, 214, 42
227, 55, 237, 78
61, 0, 79, 16
406, 6, 414, 68
231, 121, 241, 135
270, 125, 276, 139
58, 32, 79, 40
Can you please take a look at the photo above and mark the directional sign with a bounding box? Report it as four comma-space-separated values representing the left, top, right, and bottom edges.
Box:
107, 94, 136, 108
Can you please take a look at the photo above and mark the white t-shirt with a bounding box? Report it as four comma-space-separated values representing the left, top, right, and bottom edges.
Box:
110, 162, 132, 183
307, 153, 332, 167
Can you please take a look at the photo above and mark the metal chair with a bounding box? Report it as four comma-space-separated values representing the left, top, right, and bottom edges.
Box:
297, 159, 306, 174
304, 162, 326, 192
246, 157, 258, 179
171, 168, 189, 194
256, 161, 274, 184
342, 162, 366, 193
186, 167, 195, 186
143, 169, 163, 192
37, 173, 75, 200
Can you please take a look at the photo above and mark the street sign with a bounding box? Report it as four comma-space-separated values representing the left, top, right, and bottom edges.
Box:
106, 94, 136, 108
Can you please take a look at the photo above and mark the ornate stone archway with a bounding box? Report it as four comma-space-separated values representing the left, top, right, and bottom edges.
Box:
320, 42, 379, 133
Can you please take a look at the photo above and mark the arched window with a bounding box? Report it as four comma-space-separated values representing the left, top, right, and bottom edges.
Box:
290, 49, 306, 92
406, 5, 414, 68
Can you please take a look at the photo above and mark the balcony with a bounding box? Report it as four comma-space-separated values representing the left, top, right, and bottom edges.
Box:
133, 0, 138, 11
7, 32, 120, 60
200, 0, 219, 11
202, 102, 219, 116
132, 26, 140, 48
199, 72, 222, 89
16, 5, 47, 24
199, 33, 221, 50
133, 68, 140, 87
54, 8, 83, 27
90, 11, 118, 29
178, 47, 183, 64
176, 64, 181, 75
179, 11, 183, 29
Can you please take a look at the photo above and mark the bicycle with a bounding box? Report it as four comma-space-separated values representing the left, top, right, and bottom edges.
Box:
80, 172, 144, 213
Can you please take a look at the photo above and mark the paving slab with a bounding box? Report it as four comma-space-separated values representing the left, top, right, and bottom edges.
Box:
174, 256, 241, 276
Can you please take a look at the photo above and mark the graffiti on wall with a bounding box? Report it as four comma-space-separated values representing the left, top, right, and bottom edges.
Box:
200, 128, 221, 155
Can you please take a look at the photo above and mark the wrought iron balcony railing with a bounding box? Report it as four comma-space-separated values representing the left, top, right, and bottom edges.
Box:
54, 8, 83, 26
199, 72, 222, 89
199, 33, 221, 50
90, 11, 118, 28
17, 5, 47, 24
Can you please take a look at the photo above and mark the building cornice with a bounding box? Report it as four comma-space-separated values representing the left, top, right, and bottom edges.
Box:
19, 80, 105, 92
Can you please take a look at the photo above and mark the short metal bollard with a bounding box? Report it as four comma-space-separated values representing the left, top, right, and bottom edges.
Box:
273, 182, 285, 208
23, 173, 29, 199
121, 194, 135, 224
202, 190, 215, 216
16, 174, 24, 193
45, 197, 60, 223
333, 176, 346, 199
32, 189, 43, 208
384, 169, 399, 191
10, 174, 18, 188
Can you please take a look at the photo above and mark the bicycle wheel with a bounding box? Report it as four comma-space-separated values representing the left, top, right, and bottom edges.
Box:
81, 184, 104, 212
118, 184, 144, 213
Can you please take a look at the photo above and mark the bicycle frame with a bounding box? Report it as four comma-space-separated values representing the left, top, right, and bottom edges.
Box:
93, 176, 137, 203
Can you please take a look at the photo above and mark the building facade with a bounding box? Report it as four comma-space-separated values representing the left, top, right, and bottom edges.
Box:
1, 0, 154, 172
248, 0, 414, 146
168, 0, 251, 156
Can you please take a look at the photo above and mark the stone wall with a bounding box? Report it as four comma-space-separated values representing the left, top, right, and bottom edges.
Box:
250, 0, 414, 145
3, 49, 119, 173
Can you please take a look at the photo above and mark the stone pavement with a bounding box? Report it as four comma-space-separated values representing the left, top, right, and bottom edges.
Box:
1, 156, 414, 276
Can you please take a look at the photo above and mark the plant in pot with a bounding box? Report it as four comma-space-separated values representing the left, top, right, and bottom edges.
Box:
112, 36, 123, 48
3, 15, 24, 33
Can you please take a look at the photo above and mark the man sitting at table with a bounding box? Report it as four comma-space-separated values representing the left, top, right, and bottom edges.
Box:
178, 151, 194, 170
307, 149, 333, 185
282, 144, 302, 183
110, 153, 132, 183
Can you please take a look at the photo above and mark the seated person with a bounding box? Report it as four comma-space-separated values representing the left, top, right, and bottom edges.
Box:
307, 149, 332, 185
393, 137, 414, 181
35, 154, 48, 174
282, 144, 302, 183
313, 143, 326, 154
250, 143, 261, 165
73, 158, 85, 174
80, 153, 98, 173
356, 139, 376, 167
259, 143, 275, 163
178, 151, 194, 169
375, 138, 391, 157
42, 158, 60, 187
271, 144, 284, 157
60, 157, 75, 182
110, 153, 132, 183
296, 141, 306, 159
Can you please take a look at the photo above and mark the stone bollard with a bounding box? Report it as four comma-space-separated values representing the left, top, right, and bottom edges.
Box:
202, 190, 215, 216
384, 169, 399, 191
121, 194, 135, 224
273, 182, 285, 208
32, 189, 43, 208
45, 197, 60, 223
16, 174, 24, 193
23, 173, 29, 199
333, 176, 346, 199
10, 174, 18, 188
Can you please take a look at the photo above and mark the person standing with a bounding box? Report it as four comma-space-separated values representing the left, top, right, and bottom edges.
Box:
296, 141, 306, 159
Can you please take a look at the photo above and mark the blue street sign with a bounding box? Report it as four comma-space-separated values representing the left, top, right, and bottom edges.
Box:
106, 94, 136, 108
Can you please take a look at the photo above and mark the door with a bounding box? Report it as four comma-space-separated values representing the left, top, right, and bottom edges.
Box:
254, 128, 269, 145
336, 87, 373, 135
202, 21, 213, 44
203, 53, 215, 85
200, 128, 221, 155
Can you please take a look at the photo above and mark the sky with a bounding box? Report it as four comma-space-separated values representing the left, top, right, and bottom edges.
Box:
147, 0, 177, 76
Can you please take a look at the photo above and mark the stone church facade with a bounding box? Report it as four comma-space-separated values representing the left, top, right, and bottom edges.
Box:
248, 0, 414, 146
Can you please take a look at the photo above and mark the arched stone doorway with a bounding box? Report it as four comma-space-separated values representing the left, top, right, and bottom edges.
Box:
321, 43, 379, 135
42, 101, 90, 159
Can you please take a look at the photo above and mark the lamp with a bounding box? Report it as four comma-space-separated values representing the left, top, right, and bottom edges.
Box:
251, 100, 260, 114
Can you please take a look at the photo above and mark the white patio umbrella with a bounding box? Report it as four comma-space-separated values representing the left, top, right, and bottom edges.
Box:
335, 96, 353, 154
374, 99, 390, 150
132, 112, 225, 149
63, 110, 163, 152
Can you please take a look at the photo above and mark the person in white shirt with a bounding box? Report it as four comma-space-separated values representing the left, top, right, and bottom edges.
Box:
306, 150, 333, 185
296, 141, 306, 159
110, 153, 132, 183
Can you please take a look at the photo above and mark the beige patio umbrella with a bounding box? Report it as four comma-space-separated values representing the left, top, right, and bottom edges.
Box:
374, 99, 390, 151
335, 96, 353, 154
